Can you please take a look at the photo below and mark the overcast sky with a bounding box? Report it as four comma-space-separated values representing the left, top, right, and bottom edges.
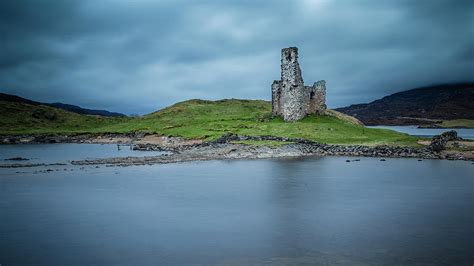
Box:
1, 0, 473, 114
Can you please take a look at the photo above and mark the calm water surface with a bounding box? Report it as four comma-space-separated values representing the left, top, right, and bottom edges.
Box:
0, 145, 473, 265
0, 143, 166, 165
368, 125, 474, 139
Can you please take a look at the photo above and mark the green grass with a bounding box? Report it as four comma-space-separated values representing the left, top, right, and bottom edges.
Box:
437, 119, 474, 128
0, 100, 131, 135
0, 99, 420, 146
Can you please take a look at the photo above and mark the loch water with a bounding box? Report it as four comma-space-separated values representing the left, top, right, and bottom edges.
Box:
0, 144, 473, 265
368, 125, 474, 140
0, 143, 166, 165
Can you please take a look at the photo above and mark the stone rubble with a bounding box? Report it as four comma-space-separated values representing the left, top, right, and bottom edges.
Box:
428, 130, 459, 152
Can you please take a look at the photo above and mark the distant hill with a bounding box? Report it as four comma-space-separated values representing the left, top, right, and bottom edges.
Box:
0, 93, 126, 117
0, 95, 128, 136
47, 102, 125, 117
335, 83, 474, 126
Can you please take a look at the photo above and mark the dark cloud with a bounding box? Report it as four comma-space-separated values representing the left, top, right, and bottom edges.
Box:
1, 0, 473, 114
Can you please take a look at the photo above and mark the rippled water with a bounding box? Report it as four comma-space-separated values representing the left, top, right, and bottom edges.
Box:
368, 125, 474, 139
0, 146, 473, 265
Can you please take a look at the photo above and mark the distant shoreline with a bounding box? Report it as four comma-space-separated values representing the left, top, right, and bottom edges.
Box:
365, 122, 474, 129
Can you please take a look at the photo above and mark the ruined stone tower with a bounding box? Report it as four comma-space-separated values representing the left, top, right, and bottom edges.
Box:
272, 47, 326, 121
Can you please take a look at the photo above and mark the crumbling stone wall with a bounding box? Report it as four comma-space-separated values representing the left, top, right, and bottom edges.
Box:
271, 80, 282, 116
307, 80, 326, 114
280, 47, 307, 121
271, 47, 326, 121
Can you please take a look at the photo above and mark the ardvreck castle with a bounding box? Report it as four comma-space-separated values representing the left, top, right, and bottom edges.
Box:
272, 47, 326, 121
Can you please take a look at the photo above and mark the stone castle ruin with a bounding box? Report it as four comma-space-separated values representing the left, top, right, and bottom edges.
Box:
271, 47, 326, 121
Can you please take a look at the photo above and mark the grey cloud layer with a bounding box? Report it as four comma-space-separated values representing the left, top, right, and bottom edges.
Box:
1, 0, 472, 114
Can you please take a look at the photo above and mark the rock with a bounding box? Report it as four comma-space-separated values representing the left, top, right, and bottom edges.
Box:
429, 130, 459, 152
5, 157, 29, 161
213, 132, 239, 143
440, 130, 458, 141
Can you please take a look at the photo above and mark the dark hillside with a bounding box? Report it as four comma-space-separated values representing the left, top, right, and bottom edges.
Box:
0, 93, 125, 117
335, 83, 474, 125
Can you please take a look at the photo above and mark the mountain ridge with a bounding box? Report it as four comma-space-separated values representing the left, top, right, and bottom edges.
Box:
0, 92, 126, 117
335, 83, 474, 126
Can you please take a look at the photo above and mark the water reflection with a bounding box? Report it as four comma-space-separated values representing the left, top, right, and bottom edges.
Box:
0, 156, 472, 265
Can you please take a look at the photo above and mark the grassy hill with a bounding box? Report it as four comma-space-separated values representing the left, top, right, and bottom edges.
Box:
0, 98, 419, 146
0, 92, 125, 117
0, 100, 129, 135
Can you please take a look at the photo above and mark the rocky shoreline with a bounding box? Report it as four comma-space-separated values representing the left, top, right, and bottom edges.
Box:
1, 132, 473, 168
68, 133, 470, 167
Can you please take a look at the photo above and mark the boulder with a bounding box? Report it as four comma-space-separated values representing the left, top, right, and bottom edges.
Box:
440, 130, 458, 141
428, 130, 458, 152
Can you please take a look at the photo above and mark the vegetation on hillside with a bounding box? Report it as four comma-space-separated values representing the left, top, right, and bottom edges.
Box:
0, 92, 125, 117
434, 119, 474, 128
0, 99, 420, 146
0, 100, 129, 135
